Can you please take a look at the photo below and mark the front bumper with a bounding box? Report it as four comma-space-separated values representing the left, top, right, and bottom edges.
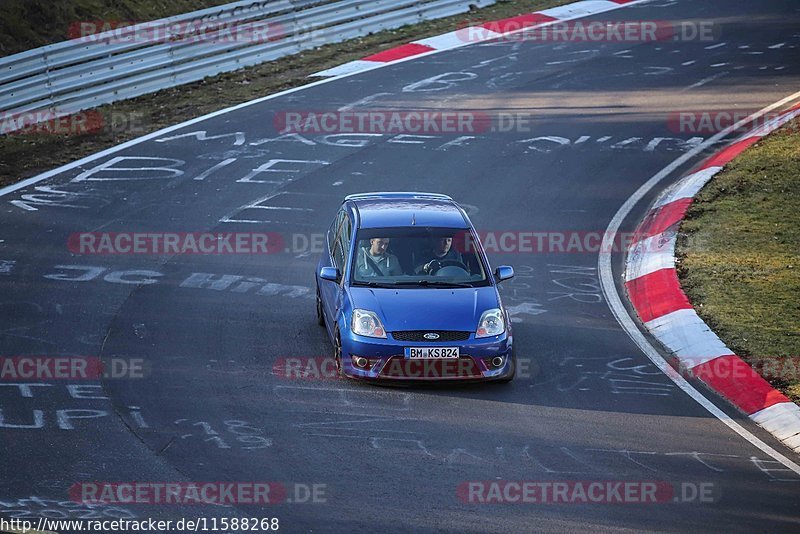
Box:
339, 331, 514, 381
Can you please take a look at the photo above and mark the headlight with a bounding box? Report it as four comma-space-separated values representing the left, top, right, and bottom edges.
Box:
351, 309, 387, 338
476, 308, 505, 338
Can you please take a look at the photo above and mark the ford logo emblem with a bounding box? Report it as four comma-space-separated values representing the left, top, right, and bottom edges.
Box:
423, 332, 440, 340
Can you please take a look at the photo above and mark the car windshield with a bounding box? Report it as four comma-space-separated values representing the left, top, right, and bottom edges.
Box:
350, 227, 489, 287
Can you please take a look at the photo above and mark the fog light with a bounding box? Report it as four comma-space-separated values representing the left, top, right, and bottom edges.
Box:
353, 356, 369, 369
491, 356, 505, 368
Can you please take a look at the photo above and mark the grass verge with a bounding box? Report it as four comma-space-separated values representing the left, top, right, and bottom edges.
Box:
677, 117, 800, 402
0, 0, 572, 189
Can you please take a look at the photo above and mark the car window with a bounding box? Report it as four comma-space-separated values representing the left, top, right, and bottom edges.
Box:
350, 227, 489, 287
329, 208, 345, 265
340, 214, 352, 270
332, 211, 351, 270
327, 217, 337, 253
332, 234, 343, 269
333, 240, 344, 269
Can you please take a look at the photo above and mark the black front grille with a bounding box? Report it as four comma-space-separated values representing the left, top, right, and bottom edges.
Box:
380, 356, 481, 378
391, 330, 471, 342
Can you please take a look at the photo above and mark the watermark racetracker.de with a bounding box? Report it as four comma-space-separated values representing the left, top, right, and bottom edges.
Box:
69, 482, 326, 505
457, 480, 718, 504
68, 232, 284, 255
667, 110, 796, 135
0, 356, 147, 380
0, 110, 147, 136
68, 19, 288, 44
272, 356, 539, 380
456, 19, 719, 43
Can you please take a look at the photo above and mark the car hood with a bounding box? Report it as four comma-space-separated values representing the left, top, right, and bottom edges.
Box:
348, 286, 499, 332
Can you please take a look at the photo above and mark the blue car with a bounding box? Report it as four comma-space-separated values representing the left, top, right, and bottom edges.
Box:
315, 192, 516, 383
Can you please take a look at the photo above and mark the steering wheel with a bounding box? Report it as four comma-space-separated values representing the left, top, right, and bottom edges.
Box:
425, 259, 469, 275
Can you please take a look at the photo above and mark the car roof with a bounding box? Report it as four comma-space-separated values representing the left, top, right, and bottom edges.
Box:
346, 192, 469, 229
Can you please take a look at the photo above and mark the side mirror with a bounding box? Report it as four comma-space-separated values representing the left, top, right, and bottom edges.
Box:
495, 265, 514, 282
319, 266, 341, 282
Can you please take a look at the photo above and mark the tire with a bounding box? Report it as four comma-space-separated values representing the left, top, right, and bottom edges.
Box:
315, 285, 325, 326
496, 358, 516, 383
333, 329, 345, 379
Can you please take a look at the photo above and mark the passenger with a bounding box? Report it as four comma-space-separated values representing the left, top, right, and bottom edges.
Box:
355, 237, 403, 277
416, 236, 464, 274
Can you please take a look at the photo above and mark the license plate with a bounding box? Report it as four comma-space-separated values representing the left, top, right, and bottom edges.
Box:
404, 347, 459, 359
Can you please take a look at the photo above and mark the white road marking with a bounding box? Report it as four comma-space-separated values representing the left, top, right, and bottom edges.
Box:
193, 158, 236, 181
598, 90, 800, 475
506, 302, 547, 318
664, 451, 738, 472
337, 92, 392, 111
0, 0, 652, 202
546, 59, 582, 65
401, 72, 478, 93
156, 130, 246, 146
686, 71, 729, 89
71, 156, 185, 182
4, 0, 790, 471
414, 30, 480, 51
312, 60, 382, 78
644, 66, 673, 75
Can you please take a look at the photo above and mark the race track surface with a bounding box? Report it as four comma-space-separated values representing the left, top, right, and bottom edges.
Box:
1, 0, 799, 531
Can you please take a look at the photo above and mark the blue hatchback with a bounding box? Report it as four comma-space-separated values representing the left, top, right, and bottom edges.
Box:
315, 192, 516, 382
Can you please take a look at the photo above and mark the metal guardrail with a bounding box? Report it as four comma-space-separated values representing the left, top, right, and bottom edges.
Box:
0, 0, 497, 133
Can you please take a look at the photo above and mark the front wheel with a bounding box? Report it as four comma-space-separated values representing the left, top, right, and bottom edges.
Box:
333, 329, 345, 379
315, 285, 325, 326
495, 358, 516, 383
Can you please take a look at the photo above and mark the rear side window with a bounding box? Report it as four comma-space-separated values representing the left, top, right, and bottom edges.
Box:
332, 210, 352, 270
328, 208, 345, 253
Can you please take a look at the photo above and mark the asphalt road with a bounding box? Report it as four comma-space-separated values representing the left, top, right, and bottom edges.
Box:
1, 0, 799, 531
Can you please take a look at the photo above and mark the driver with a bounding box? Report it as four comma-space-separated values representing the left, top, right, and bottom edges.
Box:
416, 236, 464, 274
355, 237, 403, 277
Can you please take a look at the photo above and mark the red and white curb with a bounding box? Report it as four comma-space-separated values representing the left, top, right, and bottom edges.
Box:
625, 104, 800, 454
311, 0, 638, 77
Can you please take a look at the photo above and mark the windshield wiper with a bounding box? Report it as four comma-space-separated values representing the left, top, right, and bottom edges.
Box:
392, 280, 476, 288
422, 280, 476, 288
351, 280, 396, 288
